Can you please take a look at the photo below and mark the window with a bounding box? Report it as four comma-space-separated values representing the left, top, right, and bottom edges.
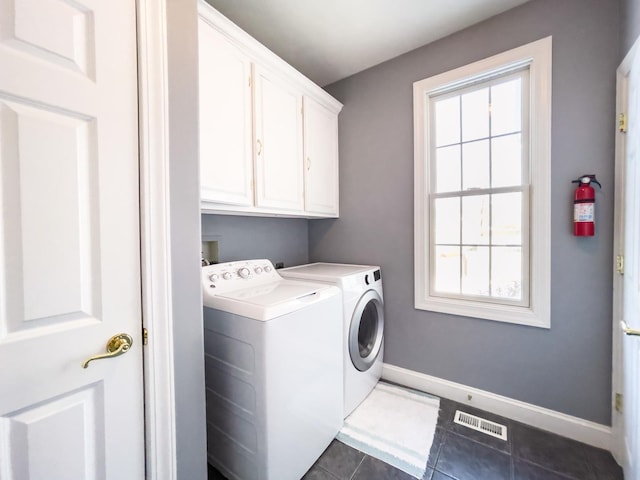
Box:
413, 37, 551, 328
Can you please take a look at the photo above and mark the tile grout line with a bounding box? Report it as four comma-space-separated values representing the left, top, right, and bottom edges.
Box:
443, 428, 510, 455
429, 428, 450, 479
430, 429, 446, 471
580, 441, 604, 480
315, 463, 341, 480
348, 454, 367, 480
510, 454, 515, 480
514, 457, 584, 480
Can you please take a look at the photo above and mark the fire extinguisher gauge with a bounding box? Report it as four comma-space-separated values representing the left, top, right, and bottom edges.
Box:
572, 174, 601, 189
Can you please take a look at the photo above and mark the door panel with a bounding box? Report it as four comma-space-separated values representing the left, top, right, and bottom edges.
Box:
5, 0, 95, 77
623, 50, 640, 477
1, 100, 100, 327
4, 385, 104, 480
616, 39, 640, 480
0, 0, 144, 478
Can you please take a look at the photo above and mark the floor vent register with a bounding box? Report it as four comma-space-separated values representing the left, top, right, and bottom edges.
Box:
454, 410, 508, 441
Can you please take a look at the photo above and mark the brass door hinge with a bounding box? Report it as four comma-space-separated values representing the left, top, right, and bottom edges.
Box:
619, 113, 627, 133
615, 393, 623, 413
616, 255, 624, 274
143, 327, 149, 346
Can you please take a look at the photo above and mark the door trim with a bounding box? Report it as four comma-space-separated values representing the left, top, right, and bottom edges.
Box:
611, 33, 640, 466
137, 0, 178, 478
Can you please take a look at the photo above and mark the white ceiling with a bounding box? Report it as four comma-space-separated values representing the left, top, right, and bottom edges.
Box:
205, 0, 532, 86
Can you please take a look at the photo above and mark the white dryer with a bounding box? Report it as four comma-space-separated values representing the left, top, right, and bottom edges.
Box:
202, 259, 343, 480
279, 263, 384, 417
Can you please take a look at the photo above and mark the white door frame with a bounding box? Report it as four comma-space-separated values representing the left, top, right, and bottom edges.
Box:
611, 34, 640, 467
137, 0, 179, 478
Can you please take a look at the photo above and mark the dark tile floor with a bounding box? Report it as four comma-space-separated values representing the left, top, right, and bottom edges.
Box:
208, 395, 624, 480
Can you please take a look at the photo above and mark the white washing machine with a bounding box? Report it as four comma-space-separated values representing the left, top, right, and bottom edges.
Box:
202, 259, 343, 480
279, 263, 384, 417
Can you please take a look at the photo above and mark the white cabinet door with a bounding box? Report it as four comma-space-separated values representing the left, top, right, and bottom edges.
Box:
198, 19, 254, 206
0, 0, 145, 478
254, 65, 305, 211
303, 97, 339, 215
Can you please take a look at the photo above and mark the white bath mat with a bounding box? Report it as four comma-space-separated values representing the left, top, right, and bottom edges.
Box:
336, 382, 439, 479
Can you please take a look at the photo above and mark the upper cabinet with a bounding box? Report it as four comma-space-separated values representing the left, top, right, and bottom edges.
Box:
197, 1, 342, 218
197, 18, 253, 206
253, 65, 305, 212
303, 96, 340, 215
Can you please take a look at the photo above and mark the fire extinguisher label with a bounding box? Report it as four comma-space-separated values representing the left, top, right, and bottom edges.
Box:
574, 203, 594, 222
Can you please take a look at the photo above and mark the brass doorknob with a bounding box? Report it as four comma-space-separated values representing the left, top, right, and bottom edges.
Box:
81, 333, 133, 368
620, 320, 640, 337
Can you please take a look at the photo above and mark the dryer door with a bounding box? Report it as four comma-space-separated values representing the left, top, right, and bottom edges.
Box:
349, 289, 384, 372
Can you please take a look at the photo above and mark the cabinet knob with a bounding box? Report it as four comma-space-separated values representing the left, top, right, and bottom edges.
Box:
256, 139, 263, 156
307, 157, 311, 171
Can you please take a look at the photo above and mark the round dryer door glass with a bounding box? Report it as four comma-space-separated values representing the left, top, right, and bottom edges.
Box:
349, 289, 384, 372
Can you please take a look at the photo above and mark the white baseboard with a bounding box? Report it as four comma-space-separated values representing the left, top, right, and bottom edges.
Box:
382, 363, 612, 451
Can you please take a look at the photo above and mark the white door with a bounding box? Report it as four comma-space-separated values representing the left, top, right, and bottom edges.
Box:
613, 39, 640, 480
198, 13, 254, 206
303, 96, 339, 216
254, 65, 304, 211
0, 0, 145, 478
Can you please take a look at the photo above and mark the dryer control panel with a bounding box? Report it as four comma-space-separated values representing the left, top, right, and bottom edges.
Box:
364, 269, 381, 285
202, 259, 281, 294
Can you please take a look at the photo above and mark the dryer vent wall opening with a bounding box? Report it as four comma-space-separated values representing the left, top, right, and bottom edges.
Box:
453, 410, 508, 441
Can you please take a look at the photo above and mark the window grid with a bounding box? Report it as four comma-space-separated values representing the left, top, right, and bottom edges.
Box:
429, 69, 528, 306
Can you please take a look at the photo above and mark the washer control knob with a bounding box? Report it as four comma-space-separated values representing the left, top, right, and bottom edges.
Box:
222, 272, 232, 280
264, 265, 272, 273
238, 267, 250, 279
254, 267, 263, 275
208, 273, 219, 283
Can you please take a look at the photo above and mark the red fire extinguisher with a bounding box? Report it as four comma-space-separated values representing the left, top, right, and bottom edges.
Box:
572, 174, 601, 236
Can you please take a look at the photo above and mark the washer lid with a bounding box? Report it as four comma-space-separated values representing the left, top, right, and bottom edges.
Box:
280, 263, 377, 280
204, 279, 338, 321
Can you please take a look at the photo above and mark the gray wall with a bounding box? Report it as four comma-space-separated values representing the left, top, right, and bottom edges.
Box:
622, 0, 640, 55
313, 0, 620, 424
201, 215, 309, 267
167, 1, 208, 477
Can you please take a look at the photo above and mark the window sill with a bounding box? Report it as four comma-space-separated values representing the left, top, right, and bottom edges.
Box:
415, 295, 550, 329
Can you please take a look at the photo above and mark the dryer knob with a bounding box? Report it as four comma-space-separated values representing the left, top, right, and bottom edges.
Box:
208, 273, 219, 283
264, 265, 273, 273
254, 267, 263, 274
238, 267, 250, 279
222, 272, 233, 280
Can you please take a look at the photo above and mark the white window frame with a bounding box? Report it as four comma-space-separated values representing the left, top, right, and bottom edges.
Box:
413, 37, 551, 328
